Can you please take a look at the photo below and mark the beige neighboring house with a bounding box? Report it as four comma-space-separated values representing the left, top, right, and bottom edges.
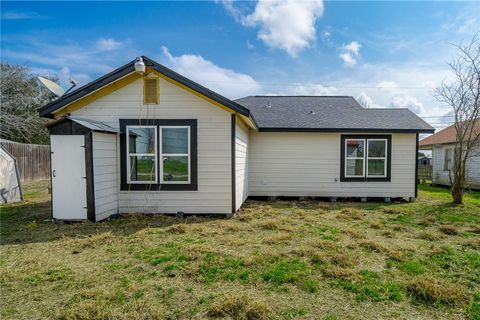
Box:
419, 119, 480, 189
38, 56, 434, 222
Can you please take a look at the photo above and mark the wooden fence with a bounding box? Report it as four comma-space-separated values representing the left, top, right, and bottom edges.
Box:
418, 164, 433, 182
0, 141, 50, 181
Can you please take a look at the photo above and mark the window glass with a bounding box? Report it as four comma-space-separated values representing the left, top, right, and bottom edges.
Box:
444, 149, 453, 171
367, 159, 385, 176
162, 128, 188, 154
346, 159, 364, 176
129, 156, 156, 182
368, 140, 386, 157
128, 127, 155, 154
346, 140, 364, 157
162, 156, 189, 182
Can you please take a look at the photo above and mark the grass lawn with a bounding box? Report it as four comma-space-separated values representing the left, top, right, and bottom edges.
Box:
1, 181, 479, 319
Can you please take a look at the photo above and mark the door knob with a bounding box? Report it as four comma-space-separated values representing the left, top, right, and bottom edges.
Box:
52, 170, 56, 177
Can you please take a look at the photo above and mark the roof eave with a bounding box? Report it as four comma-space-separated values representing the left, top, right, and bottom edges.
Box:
258, 127, 436, 133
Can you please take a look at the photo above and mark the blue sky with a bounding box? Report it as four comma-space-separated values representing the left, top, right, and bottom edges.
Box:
2, 1, 479, 129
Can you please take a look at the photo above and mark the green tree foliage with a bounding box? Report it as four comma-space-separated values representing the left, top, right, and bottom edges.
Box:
0, 63, 54, 144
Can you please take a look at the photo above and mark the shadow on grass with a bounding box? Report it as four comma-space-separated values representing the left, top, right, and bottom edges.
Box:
0, 198, 220, 246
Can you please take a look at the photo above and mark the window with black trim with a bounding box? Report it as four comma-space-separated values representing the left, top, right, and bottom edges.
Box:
340, 135, 392, 182
120, 119, 197, 191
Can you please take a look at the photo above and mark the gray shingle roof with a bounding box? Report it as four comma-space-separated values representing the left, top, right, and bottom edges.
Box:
235, 96, 434, 133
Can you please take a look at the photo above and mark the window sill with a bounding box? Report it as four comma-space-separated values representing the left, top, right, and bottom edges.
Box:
340, 177, 391, 182
120, 184, 198, 191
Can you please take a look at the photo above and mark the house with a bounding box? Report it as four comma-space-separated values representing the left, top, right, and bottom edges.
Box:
417, 156, 431, 165
38, 56, 434, 221
419, 119, 480, 189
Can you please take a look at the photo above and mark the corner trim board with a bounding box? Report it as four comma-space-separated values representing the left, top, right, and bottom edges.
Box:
231, 114, 236, 214
85, 132, 96, 222
415, 133, 419, 198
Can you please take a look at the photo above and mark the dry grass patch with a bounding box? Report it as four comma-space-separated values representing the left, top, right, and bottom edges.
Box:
407, 276, 468, 306
337, 208, 365, 220
417, 217, 436, 227
263, 233, 292, 244
369, 221, 384, 229
382, 207, 407, 215
321, 266, 358, 281
236, 212, 254, 222
257, 219, 279, 230
418, 231, 442, 241
207, 294, 270, 319
310, 251, 354, 268
439, 225, 459, 236
167, 223, 187, 234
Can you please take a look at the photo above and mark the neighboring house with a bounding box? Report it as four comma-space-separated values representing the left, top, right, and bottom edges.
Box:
38, 56, 434, 221
417, 156, 431, 165
419, 120, 480, 189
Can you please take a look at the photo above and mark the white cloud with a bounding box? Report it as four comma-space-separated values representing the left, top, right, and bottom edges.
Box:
221, 0, 324, 57
161, 47, 261, 99
344, 41, 361, 55
1, 11, 45, 20
217, 0, 243, 22
356, 92, 382, 108
321, 27, 333, 47
275, 83, 339, 96
2, 35, 133, 88
389, 93, 425, 114
97, 38, 123, 51
339, 41, 362, 67
339, 52, 356, 67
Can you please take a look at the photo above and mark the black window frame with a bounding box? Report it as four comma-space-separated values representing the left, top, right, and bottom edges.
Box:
340, 134, 392, 182
120, 119, 197, 191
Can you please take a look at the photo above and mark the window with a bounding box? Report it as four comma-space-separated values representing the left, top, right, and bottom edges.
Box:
341, 135, 391, 182
444, 148, 453, 171
345, 139, 365, 177
144, 78, 159, 104
367, 139, 387, 177
160, 126, 190, 184
127, 126, 157, 183
120, 119, 197, 191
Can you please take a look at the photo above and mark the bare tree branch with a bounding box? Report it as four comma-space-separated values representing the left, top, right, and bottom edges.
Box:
433, 34, 480, 204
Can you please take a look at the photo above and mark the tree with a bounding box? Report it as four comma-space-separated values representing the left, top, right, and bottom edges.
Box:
434, 35, 480, 204
0, 63, 54, 144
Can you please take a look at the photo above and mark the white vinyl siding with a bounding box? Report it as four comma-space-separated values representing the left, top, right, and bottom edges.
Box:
92, 132, 118, 221
432, 144, 480, 189
72, 77, 232, 214
235, 116, 249, 211
248, 132, 416, 198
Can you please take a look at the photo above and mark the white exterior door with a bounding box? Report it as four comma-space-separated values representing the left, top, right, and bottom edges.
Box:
51, 135, 88, 220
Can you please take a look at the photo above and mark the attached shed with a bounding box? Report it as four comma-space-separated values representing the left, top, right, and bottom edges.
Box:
39, 56, 434, 221
47, 117, 119, 221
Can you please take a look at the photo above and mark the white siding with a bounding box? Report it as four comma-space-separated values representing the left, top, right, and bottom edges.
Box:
432, 144, 480, 189
248, 132, 416, 198
432, 145, 451, 186
466, 146, 480, 189
235, 116, 249, 211
92, 132, 118, 221
72, 77, 232, 214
